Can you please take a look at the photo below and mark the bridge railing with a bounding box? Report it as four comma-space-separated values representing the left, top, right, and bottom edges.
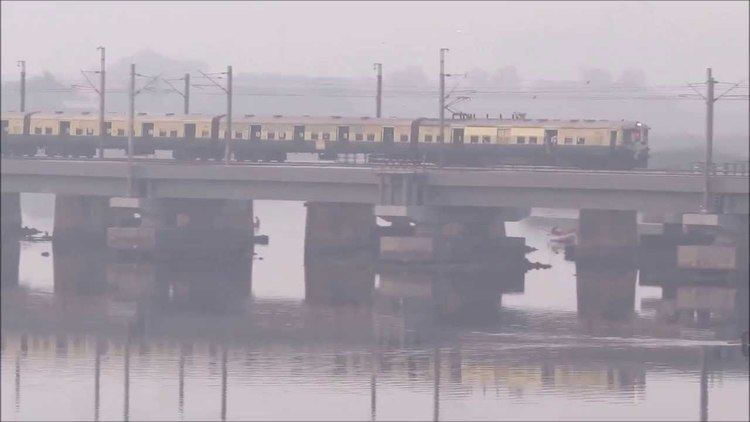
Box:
690, 161, 749, 176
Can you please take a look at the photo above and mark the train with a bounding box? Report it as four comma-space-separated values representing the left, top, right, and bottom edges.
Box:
0, 111, 650, 168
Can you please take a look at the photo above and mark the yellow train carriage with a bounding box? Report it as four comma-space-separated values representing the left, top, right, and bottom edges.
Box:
1, 111, 26, 134
464, 125, 498, 144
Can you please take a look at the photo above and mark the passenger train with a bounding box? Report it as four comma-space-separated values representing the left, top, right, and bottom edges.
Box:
0, 111, 649, 168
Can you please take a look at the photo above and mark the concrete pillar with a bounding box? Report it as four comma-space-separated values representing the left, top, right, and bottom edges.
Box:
53, 195, 111, 244
378, 206, 527, 264
304, 202, 375, 259
304, 255, 374, 306
1, 192, 22, 239
107, 198, 254, 262
576, 209, 637, 263
53, 239, 108, 295
1, 237, 20, 287
576, 260, 637, 321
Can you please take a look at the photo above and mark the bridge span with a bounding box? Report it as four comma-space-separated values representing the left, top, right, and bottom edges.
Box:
2, 158, 747, 214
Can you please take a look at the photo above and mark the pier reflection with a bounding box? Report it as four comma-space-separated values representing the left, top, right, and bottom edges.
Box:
1, 234, 747, 421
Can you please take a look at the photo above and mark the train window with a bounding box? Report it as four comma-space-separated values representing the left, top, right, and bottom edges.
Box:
267, 132, 275, 140
577, 137, 585, 145
400, 134, 409, 142
366, 133, 375, 141
235, 131, 242, 139
311, 132, 319, 140
482, 136, 491, 144
171, 131, 178, 137
470, 135, 479, 143
437, 135, 444, 143
86, 128, 94, 135
45, 127, 53, 135
425, 135, 433, 143
355, 133, 364, 141
118, 129, 125, 136
516, 136, 526, 144
159, 130, 167, 136
529, 136, 538, 144
34, 127, 41, 134
76, 129, 83, 135
323, 133, 331, 141
202, 130, 209, 137
564, 137, 573, 144
279, 132, 287, 140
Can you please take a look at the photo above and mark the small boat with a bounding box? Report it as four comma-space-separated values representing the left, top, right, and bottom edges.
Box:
549, 226, 577, 245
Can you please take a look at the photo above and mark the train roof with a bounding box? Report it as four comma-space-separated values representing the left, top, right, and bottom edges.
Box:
419, 118, 648, 129
232, 115, 415, 126
2, 111, 648, 129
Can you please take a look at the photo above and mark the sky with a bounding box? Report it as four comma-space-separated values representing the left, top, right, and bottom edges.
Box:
1, 1, 749, 84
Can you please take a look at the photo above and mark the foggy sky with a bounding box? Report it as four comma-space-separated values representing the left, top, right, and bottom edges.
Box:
2, 1, 748, 84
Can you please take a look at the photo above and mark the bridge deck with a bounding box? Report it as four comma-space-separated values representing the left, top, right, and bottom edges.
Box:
1, 158, 747, 214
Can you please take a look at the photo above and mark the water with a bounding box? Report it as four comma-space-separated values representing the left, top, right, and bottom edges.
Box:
2, 196, 748, 421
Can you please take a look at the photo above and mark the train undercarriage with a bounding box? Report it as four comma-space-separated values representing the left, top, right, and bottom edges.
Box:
0, 135, 646, 169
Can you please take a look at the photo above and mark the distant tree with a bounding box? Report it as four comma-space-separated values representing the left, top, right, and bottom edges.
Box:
617, 69, 647, 88
389, 66, 431, 88
580, 68, 613, 88
493, 65, 521, 89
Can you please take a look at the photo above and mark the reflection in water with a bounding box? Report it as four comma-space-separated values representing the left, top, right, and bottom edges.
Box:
1, 213, 748, 421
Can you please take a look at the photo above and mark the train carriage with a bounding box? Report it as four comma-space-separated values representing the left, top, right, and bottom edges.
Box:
0, 110, 649, 168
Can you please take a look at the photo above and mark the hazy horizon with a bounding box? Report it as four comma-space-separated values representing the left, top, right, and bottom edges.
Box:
2, 1, 748, 84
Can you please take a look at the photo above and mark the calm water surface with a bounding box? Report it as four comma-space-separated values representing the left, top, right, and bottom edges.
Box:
1, 196, 748, 421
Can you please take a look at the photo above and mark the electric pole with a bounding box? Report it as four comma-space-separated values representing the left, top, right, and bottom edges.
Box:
439, 48, 448, 144
184, 73, 190, 114
17, 60, 25, 112
98, 46, 106, 158
127, 63, 135, 196
196, 67, 233, 163
703, 68, 715, 212
225, 65, 233, 164
128, 64, 135, 161
374, 63, 382, 118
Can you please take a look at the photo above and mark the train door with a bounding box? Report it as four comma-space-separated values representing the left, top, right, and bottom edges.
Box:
337, 126, 350, 142
294, 125, 305, 141
184, 123, 196, 139
383, 127, 394, 144
544, 129, 558, 145
142, 122, 154, 138
59, 121, 71, 136
451, 128, 464, 144
250, 125, 261, 141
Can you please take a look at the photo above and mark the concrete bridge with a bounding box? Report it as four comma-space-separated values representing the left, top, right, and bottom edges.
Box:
1, 157, 748, 271
1, 158, 748, 213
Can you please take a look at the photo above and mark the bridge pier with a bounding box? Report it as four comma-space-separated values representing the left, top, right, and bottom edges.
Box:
678, 213, 749, 277
1, 192, 22, 239
574, 209, 638, 263
1, 193, 22, 286
304, 202, 376, 260
54, 195, 111, 245
304, 253, 375, 306
576, 259, 638, 322
377, 205, 528, 264
107, 197, 254, 262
